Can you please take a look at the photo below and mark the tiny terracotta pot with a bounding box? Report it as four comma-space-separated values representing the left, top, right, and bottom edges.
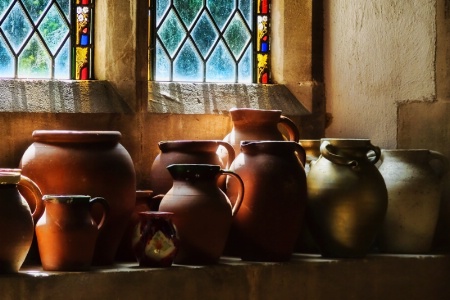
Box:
132, 211, 179, 268
36, 195, 109, 271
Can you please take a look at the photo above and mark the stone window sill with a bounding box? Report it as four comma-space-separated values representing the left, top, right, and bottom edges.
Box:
4, 254, 450, 300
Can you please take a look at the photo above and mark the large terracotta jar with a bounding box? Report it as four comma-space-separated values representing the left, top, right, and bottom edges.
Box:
36, 195, 109, 271
377, 149, 448, 254
219, 108, 300, 166
0, 169, 43, 273
159, 164, 244, 265
150, 140, 235, 196
226, 141, 307, 262
307, 138, 388, 258
20, 130, 136, 265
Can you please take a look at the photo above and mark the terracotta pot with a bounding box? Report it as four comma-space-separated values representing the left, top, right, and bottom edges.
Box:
219, 108, 300, 166
36, 195, 108, 271
150, 140, 235, 196
116, 190, 156, 261
377, 149, 448, 254
19, 130, 136, 265
307, 138, 388, 258
226, 141, 307, 261
159, 164, 244, 265
0, 169, 43, 273
132, 211, 179, 268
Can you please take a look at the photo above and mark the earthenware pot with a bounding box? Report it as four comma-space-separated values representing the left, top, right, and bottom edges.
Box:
0, 169, 43, 273
226, 141, 307, 261
307, 138, 388, 258
132, 211, 179, 268
36, 195, 108, 271
150, 140, 235, 196
377, 149, 448, 253
19, 130, 136, 265
219, 108, 300, 166
159, 164, 244, 265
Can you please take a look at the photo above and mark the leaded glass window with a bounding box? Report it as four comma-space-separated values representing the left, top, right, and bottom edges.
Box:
0, 0, 94, 79
150, 0, 271, 83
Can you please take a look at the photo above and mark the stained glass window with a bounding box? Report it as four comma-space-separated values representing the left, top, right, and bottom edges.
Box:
0, 0, 94, 80
150, 0, 271, 83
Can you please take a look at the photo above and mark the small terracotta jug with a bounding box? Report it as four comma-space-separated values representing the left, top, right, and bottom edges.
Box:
132, 211, 179, 268
0, 169, 43, 273
159, 164, 244, 265
219, 108, 300, 166
377, 149, 448, 254
226, 141, 307, 262
36, 195, 109, 271
150, 140, 235, 196
307, 138, 388, 258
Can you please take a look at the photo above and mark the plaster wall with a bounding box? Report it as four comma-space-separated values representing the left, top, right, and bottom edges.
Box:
324, 0, 437, 150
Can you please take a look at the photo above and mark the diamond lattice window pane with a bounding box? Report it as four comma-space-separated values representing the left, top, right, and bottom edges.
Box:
238, 46, 252, 83
155, 40, 171, 81
158, 9, 186, 57
18, 34, 51, 78
0, 0, 13, 19
56, 0, 70, 19
54, 39, 70, 79
156, 0, 170, 24
206, 41, 235, 82
239, 0, 252, 26
207, 0, 235, 30
224, 14, 251, 59
173, 40, 203, 82
0, 36, 14, 77
174, 0, 202, 29
22, 0, 49, 23
1, 4, 33, 53
39, 4, 69, 55
191, 13, 218, 58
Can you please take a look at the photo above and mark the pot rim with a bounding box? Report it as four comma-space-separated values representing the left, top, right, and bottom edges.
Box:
32, 130, 121, 144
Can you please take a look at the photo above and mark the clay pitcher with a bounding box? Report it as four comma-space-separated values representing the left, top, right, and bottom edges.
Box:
150, 140, 235, 196
377, 149, 448, 254
19, 130, 136, 265
159, 164, 244, 265
226, 141, 307, 262
36, 195, 109, 271
307, 138, 388, 258
0, 169, 43, 273
219, 108, 300, 166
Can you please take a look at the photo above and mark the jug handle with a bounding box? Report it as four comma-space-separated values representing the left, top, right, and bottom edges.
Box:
279, 116, 300, 142
18, 175, 44, 223
217, 141, 236, 168
294, 142, 307, 166
89, 197, 109, 230
429, 150, 449, 179
221, 170, 244, 216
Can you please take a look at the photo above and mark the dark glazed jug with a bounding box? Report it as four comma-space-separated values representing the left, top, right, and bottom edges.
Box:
226, 141, 307, 262
307, 138, 388, 258
159, 164, 244, 265
219, 108, 300, 166
36, 195, 109, 271
0, 169, 43, 273
19, 130, 136, 265
150, 140, 235, 196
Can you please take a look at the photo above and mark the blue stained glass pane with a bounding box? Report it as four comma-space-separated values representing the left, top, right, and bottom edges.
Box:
239, 0, 252, 27
156, 0, 170, 25
223, 14, 251, 58
174, 0, 202, 29
155, 41, 171, 81
0, 0, 13, 19
206, 41, 235, 82
18, 34, 51, 78
39, 4, 69, 54
22, 0, 49, 23
191, 13, 218, 58
54, 39, 70, 79
1, 5, 33, 53
238, 46, 252, 83
261, 42, 268, 52
158, 9, 186, 57
173, 40, 202, 82
0, 36, 14, 77
207, 0, 235, 30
